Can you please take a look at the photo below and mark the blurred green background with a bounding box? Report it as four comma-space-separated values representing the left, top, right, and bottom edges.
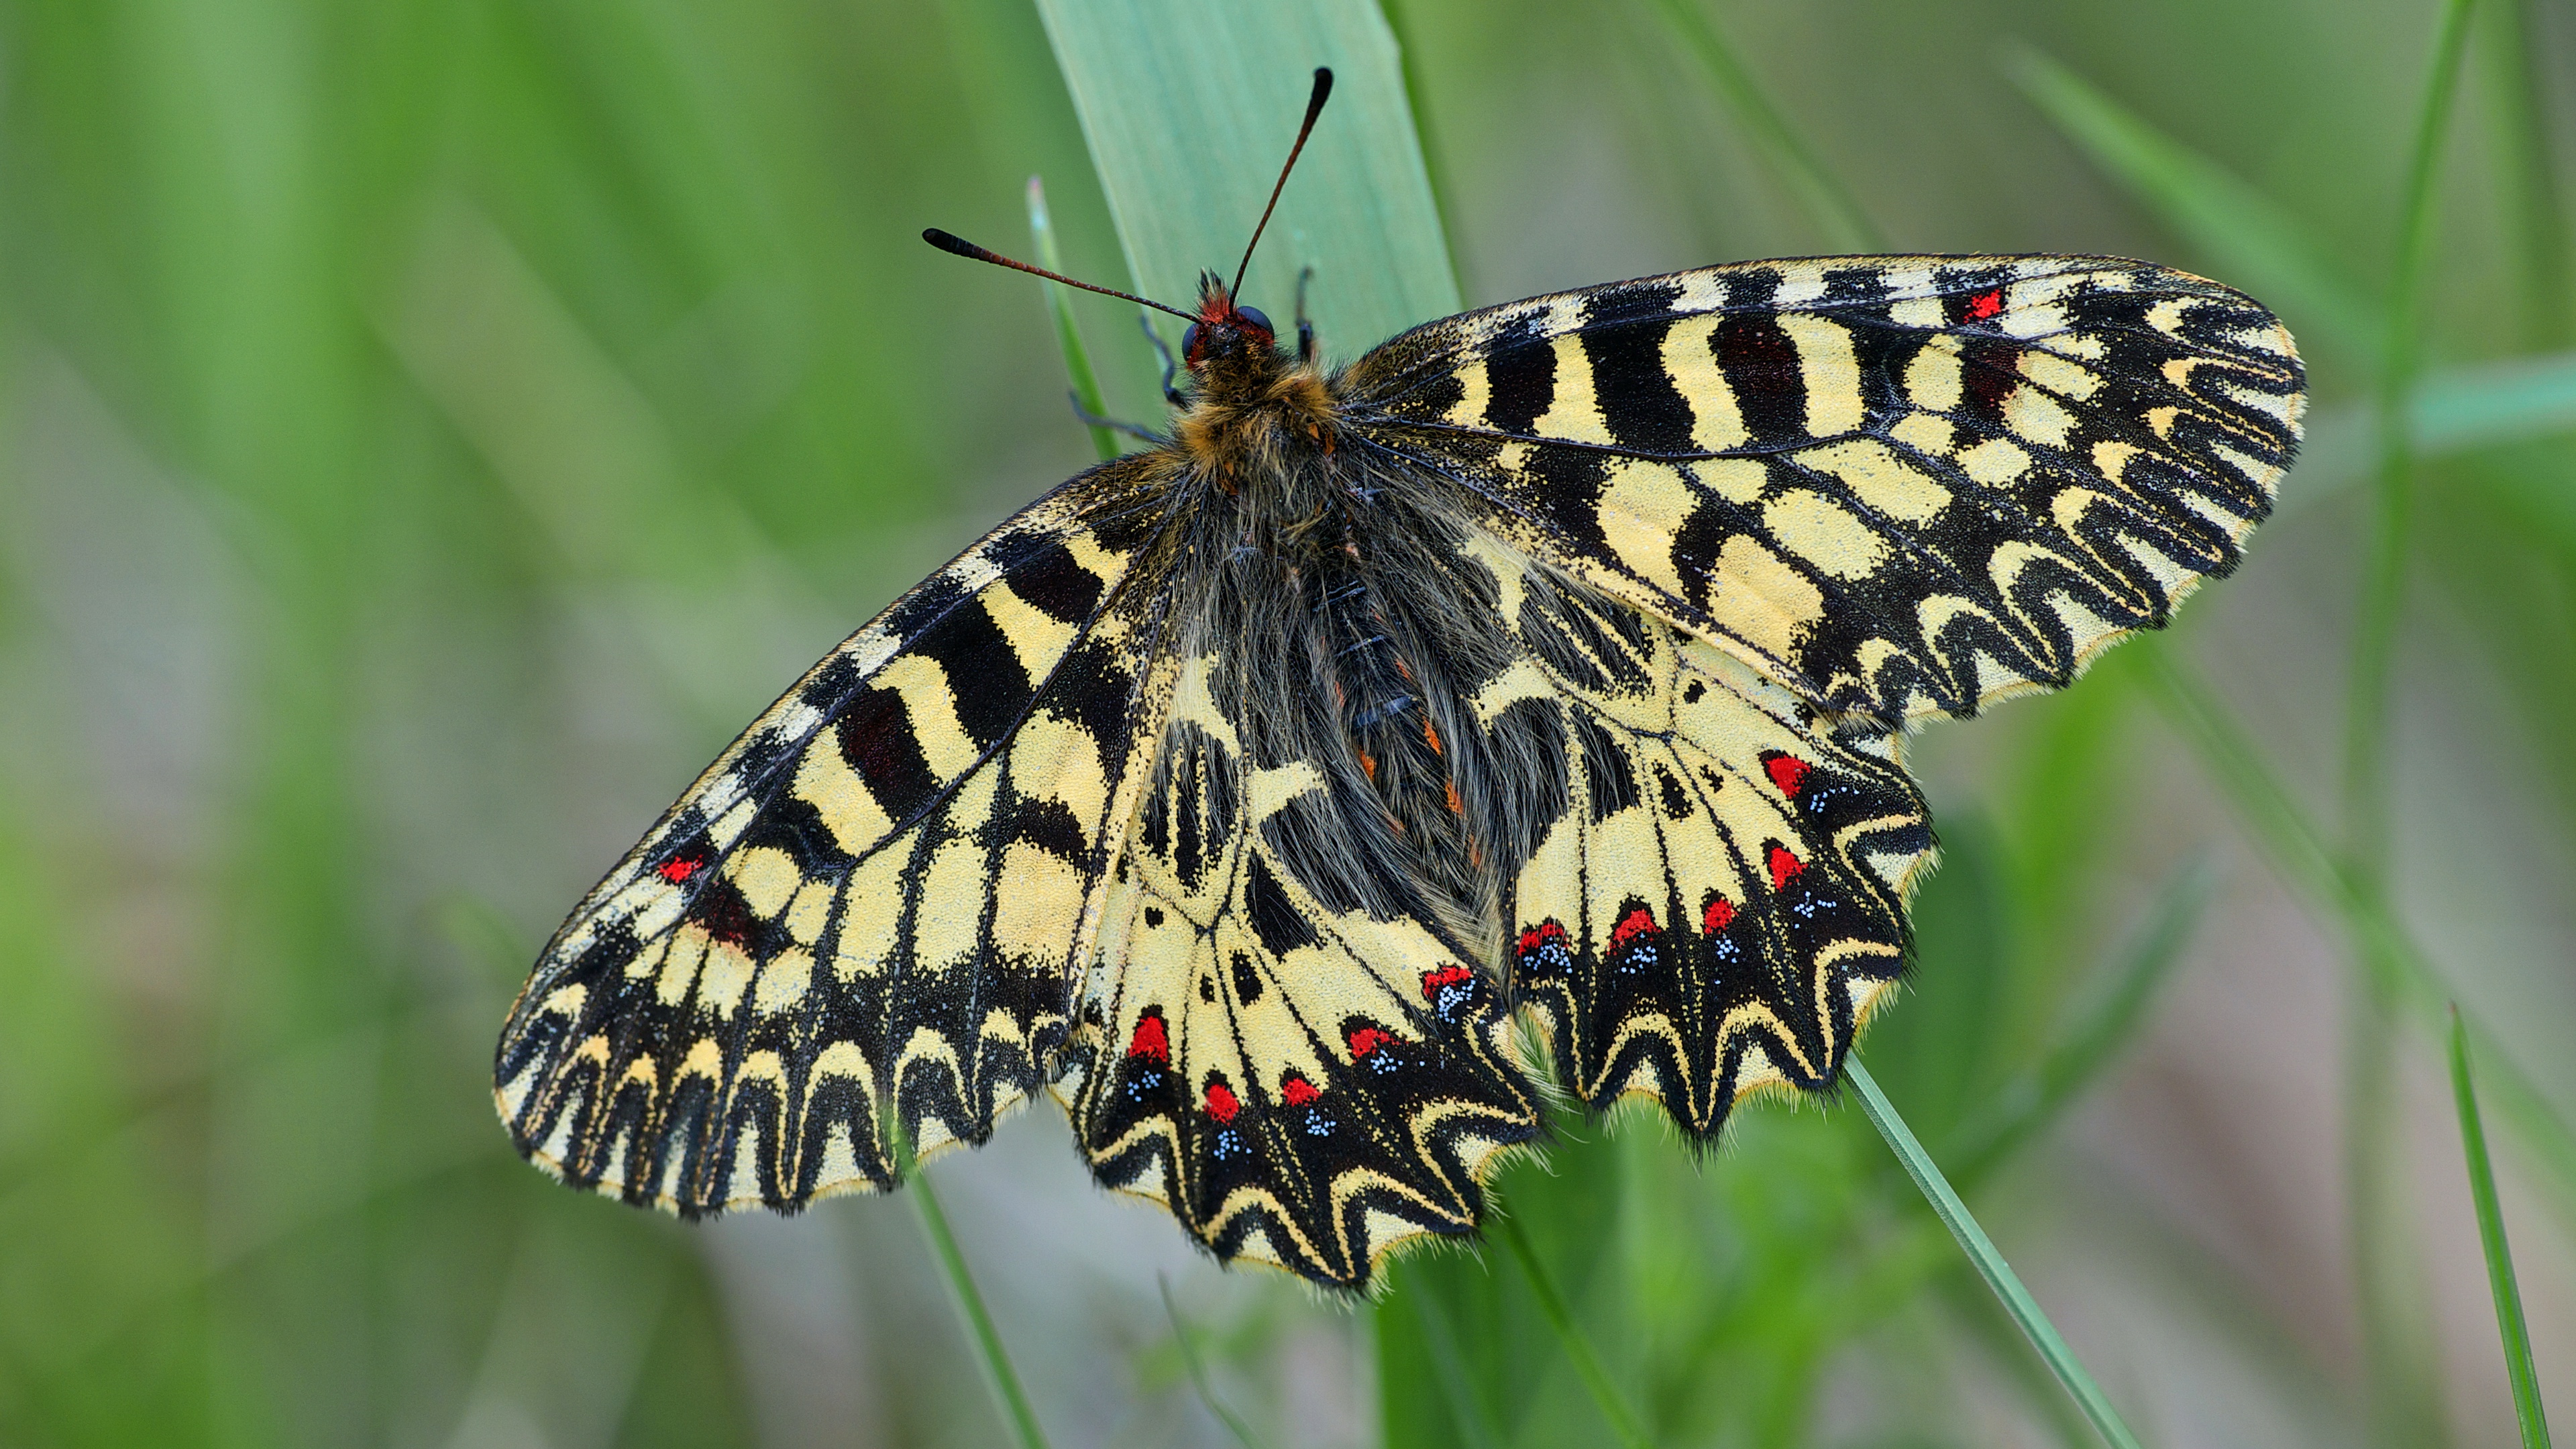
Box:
5, 0, 2574, 1445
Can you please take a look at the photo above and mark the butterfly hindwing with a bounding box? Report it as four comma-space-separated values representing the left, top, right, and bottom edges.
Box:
1342, 256, 2304, 727
1470, 549, 1932, 1128
1064, 651, 1541, 1288
495, 459, 1174, 1212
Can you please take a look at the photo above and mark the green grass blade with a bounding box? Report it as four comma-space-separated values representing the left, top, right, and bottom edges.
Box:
1397, 1282, 1507, 1449
2006, 46, 2379, 368
1031, 0, 1459, 354
908, 1151, 1052, 1449
1496, 1212, 1654, 1449
2139, 649, 2576, 1236
1952, 856, 2214, 1181
1638, 0, 1883, 252
2345, 10, 2479, 1440
2485, 0, 2574, 349
1847, 1059, 2143, 1449
2451, 1008, 2555, 1449
2347, 0, 2478, 876
2411, 351, 2576, 451
1939, 1273, 2104, 1449
1028, 174, 1122, 461
2020, 858, 2211, 1117
1158, 1277, 1268, 1449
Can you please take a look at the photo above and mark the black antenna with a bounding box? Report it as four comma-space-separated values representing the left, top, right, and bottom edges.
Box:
921, 227, 1197, 323
1230, 68, 1334, 300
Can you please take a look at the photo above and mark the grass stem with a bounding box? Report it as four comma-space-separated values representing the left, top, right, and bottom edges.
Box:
1639, 0, 1884, 252
2451, 1008, 2555, 1449
1402, 1282, 1507, 1449
1159, 1276, 1267, 1449
1847, 1058, 2143, 1449
2345, 0, 2475, 875
2341, 9, 2478, 1439
1027, 174, 1121, 462
1496, 1211, 1654, 1448
910, 1155, 1052, 1449
2141, 649, 2576, 1236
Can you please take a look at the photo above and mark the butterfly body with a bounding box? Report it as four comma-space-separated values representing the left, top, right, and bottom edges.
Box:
499, 248, 2304, 1289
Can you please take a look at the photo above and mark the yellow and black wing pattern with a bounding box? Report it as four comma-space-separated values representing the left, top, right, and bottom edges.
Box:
498, 248, 2303, 1293
1334, 254, 2301, 1140
1464, 547, 1931, 1132
1060, 645, 1540, 1285
496, 458, 1173, 1213
1345, 255, 2306, 727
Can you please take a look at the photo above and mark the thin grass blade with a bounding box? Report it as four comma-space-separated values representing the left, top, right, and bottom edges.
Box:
2345, 12, 2482, 1439
1394, 1283, 1506, 1449
1496, 1212, 1654, 1449
1159, 1273, 1267, 1444
1028, 174, 1121, 461
1953, 856, 2215, 1181
2412, 352, 2576, 451
2451, 1008, 2555, 1448
906, 1144, 1053, 1449
1158, 1276, 1268, 1449
1847, 1058, 2144, 1449
2138, 650, 2576, 1232
1638, 0, 1882, 251
2006, 46, 2378, 368
2485, 0, 2575, 348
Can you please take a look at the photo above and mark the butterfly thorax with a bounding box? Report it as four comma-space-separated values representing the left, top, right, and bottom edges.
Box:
1170, 280, 1340, 494
1152, 335, 1523, 956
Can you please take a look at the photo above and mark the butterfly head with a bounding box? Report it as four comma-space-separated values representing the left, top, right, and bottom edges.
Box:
1181, 274, 1277, 373
919, 68, 1330, 402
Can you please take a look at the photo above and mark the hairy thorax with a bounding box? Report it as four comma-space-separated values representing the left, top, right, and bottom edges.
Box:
1171, 356, 1340, 493
1150, 344, 1528, 957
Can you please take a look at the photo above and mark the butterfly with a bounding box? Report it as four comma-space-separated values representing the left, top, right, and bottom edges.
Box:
495, 68, 2304, 1290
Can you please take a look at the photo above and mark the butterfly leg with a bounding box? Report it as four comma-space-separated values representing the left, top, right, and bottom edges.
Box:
1294, 266, 1317, 364
1142, 311, 1188, 408
1067, 390, 1169, 445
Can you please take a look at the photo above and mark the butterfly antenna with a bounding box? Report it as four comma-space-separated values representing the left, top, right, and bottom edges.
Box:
1230, 67, 1334, 300
922, 228, 1197, 323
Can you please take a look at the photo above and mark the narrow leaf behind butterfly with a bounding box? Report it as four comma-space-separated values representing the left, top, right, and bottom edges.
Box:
1032, 0, 1456, 349
1028, 21, 1550, 1426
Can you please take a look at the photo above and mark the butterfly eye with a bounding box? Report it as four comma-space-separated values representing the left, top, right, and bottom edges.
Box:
1236, 305, 1273, 335
1181, 323, 1201, 358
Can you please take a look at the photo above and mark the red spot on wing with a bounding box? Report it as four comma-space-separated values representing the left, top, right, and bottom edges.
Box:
1126, 1013, 1171, 1064
1282, 1075, 1320, 1107
1766, 845, 1804, 891
658, 857, 704, 883
1421, 965, 1474, 999
1610, 906, 1658, 948
1764, 754, 1812, 797
1702, 896, 1737, 933
1517, 921, 1568, 955
1348, 1026, 1395, 1058
1203, 1079, 1240, 1123
1966, 288, 2004, 321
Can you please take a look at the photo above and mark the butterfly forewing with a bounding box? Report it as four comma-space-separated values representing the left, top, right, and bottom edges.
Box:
496, 458, 1177, 1212
1342, 255, 2304, 727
